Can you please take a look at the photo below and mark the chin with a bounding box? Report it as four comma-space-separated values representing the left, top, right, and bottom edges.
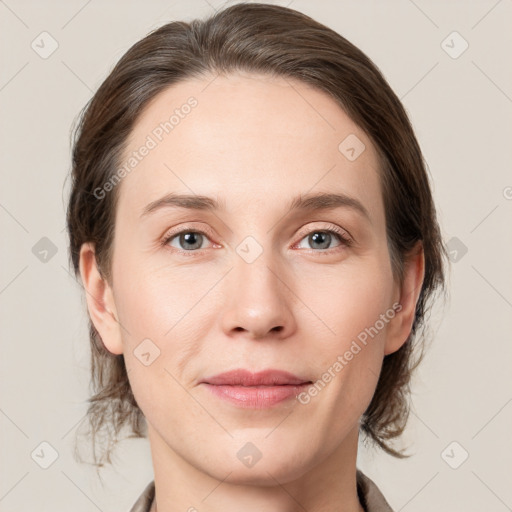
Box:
199, 443, 315, 486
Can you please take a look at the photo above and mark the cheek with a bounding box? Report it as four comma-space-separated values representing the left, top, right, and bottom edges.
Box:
293, 258, 395, 348
112, 259, 211, 426
292, 256, 394, 407
112, 252, 214, 343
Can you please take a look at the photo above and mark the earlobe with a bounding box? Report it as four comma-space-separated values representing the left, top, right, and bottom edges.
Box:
78, 242, 124, 355
384, 241, 425, 356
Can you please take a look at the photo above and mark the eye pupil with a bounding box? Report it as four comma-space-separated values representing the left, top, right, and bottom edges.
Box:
309, 232, 331, 250
180, 232, 203, 250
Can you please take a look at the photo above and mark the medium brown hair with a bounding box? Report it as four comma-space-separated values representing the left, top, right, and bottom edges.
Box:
66, 2, 447, 468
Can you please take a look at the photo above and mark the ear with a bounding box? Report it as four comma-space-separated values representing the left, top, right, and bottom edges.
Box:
384, 241, 425, 356
78, 242, 123, 355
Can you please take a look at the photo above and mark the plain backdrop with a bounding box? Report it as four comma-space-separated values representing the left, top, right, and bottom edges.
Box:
1, 1, 511, 511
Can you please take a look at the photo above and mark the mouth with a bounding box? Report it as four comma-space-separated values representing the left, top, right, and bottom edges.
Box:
199, 369, 313, 408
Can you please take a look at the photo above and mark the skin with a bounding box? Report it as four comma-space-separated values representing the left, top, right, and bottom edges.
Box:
80, 72, 424, 512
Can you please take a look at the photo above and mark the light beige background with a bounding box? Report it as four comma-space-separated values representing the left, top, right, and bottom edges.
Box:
1, 0, 511, 510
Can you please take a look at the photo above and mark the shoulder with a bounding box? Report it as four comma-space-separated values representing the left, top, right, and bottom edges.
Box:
128, 480, 155, 512
357, 469, 395, 512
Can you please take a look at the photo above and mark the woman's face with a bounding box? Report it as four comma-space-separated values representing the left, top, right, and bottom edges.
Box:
84, 72, 420, 484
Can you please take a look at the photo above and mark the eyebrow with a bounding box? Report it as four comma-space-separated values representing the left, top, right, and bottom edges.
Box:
141, 191, 371, 221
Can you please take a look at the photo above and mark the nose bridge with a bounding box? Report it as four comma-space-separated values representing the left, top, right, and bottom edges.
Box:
221, 233, 296, 339
236, 241, 281, 298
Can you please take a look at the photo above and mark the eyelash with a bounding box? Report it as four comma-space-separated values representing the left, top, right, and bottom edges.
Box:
161, 223, 353, 256
294, 224, 353, 254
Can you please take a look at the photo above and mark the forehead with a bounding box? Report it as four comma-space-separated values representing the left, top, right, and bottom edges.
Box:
117, 72, 383, 223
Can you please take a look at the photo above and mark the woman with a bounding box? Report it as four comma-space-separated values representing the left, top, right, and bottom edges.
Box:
66, 3, 446, 511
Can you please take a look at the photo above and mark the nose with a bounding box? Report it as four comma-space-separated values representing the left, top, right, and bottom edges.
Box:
220, 249, 297, 341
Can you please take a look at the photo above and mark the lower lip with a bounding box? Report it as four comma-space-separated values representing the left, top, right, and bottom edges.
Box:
202, 383, 311, 408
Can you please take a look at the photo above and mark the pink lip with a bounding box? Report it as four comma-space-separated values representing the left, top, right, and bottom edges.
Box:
200, 369, 313, 409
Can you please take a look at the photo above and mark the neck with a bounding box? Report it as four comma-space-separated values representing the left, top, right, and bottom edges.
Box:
147, 423, 365, 512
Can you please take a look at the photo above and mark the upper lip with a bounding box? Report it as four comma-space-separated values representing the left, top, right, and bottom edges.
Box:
200, 369, 312, 386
